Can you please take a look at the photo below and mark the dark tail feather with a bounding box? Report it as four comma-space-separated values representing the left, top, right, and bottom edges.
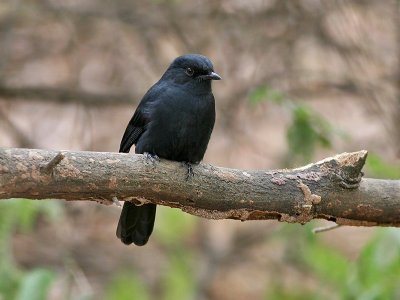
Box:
116, 202, 157, 246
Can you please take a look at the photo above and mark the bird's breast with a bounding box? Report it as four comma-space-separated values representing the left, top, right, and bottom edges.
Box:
140, 92, 215, 162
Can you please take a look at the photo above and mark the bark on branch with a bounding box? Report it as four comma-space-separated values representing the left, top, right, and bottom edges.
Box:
1, 148, 399, 227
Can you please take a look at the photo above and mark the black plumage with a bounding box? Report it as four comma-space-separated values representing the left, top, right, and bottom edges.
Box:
116, 54, 221, 246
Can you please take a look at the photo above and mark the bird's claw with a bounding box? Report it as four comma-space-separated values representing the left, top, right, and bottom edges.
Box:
183, 162, 194, 180
144, 152, 160, 165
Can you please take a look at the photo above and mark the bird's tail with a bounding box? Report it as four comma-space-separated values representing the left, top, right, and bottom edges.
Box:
116, 202, 157, 246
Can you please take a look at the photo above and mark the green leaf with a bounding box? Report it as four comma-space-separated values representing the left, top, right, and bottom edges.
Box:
287, 106, 317, 162
249, 86, 285, 105
286, 104, 333, 164
350, 229, 400, 298
365, 153, 400, 179
15, 269, 55, 300
303, 242, 350, 288
279, 224, 400, 299
162, 252, 194, 300
0, 199, 63, 233
15, 200, 41, 232
249, 85, 336, 165
266, 284, 320, 300
154, 206, 196, 245
0, 200, 63, 299
0, 266, 22, 300
105, 272, 150, 300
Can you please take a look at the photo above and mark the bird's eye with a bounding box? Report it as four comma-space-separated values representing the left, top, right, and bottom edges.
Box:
185, 67, 194, 76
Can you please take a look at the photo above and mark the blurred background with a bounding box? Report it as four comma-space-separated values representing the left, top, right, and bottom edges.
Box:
1, 0, 400, 299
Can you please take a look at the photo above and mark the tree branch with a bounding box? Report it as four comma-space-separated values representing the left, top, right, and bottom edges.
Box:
0, 86, 134, 105
1, 148, 399, 227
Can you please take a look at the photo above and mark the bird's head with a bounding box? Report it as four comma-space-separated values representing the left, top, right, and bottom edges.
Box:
162, 54, 221, 88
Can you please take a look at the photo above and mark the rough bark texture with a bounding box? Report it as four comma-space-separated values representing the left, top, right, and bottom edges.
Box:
0, 148, 399, 227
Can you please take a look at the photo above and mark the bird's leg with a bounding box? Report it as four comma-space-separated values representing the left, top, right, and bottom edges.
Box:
183, 162, 195, 180
144, 152, 160, 165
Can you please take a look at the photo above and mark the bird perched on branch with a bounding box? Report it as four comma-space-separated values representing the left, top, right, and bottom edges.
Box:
116, 54, 221, 246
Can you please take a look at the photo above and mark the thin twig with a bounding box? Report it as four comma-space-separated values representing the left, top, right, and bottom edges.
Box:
312, 224, 341, 234
42, 152, 65, 174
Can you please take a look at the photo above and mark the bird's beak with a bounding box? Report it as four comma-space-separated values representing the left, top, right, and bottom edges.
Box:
207, 71, 222, 80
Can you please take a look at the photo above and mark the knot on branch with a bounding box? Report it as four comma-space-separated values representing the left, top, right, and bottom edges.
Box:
280, 180, 322, 224
335, 150, 368, 188
307, 150, 368, 189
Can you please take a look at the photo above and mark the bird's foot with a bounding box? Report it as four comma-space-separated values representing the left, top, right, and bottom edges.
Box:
144, 152, 160, 165
183, 162, 195, 180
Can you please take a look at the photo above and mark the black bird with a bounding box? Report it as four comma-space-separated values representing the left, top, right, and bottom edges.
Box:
116, 54, 221, 246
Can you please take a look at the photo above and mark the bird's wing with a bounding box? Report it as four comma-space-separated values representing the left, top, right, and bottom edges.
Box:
119, 110, 146, 153
119, 84, 162, 153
